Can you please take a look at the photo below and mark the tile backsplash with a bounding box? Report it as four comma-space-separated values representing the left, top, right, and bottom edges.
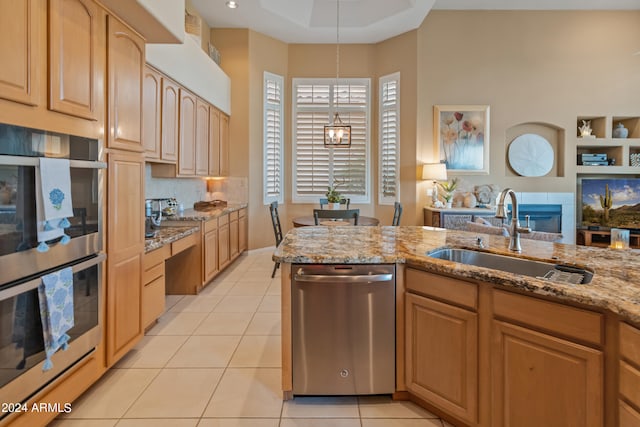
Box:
144, 164, 248, 208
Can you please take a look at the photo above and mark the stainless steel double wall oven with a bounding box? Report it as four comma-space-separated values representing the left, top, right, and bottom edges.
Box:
0, 123, 106, 414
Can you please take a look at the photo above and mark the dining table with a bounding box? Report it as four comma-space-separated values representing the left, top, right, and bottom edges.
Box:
292, 215, 380, 227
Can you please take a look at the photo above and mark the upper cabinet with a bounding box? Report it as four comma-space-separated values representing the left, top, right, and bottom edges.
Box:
49, 0, 101, 120
219, 112, 230, 176
142, 65, 161, 158
160, 77, 179, 162
0, 0, 39, 106
195, 97, 210, 176
178, 87, 197, 176
107, 15, 144, 152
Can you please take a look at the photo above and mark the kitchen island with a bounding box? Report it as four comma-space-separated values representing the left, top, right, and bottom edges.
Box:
273, 226, 640, 427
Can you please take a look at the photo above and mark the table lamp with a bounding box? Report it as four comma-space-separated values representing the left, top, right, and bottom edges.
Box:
422, 163, 447, 206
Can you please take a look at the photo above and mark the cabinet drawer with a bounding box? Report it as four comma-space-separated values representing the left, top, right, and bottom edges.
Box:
143, 262, 164, 285
493, 289, 603, 346
621, 322, 640, 368
142, 276, 165, 327
143, 245, 170, 270
229, 210, 239, 221
239, 207, 247, 218
171, 232, 198, 256
621, 361, 640, 410
218, 213, 228, 226
204, 218, 218, 233
406, 268, 477, 310
620, 400, 640, 427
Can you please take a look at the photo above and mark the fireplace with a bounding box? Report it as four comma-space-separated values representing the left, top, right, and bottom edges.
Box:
508, 204, 563, 234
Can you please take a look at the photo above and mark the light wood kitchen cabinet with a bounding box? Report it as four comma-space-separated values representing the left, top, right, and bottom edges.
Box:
203, 219, 219, 283
405, 269, 478, 424
219, 112, 230, 176
160, 77, 179, 162
142, 65, 161, 158
218, 213, 230, 270
620, 322, 640, 426
106, 150, 145, 366
229, 210, 239, 260
239, 207, 247, 252
178, 88, 196, 176
195, 97, 210, 176
142, 245, 169, 328
48, 0, 100, 120
106, 15, 144, 151
491, 289, 603, 427
208, 107, 221, 176
0, 0, 39, 106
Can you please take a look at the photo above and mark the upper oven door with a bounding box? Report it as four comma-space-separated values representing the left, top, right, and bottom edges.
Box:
0, 124, 106, 286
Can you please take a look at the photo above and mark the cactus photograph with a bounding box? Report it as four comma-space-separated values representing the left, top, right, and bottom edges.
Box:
581, 179, 640, 230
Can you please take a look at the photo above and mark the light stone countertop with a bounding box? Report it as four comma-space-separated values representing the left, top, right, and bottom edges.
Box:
163, 203, 247, 222
273, 225, 640, 324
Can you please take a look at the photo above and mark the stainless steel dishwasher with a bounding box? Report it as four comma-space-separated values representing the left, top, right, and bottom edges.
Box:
292, 264, 395, 395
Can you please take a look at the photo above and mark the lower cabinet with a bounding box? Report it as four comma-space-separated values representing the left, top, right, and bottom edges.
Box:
239, 208, 247, 252
229, 210, 239, 259
142, 245, 169, 328
204, 219, 219, 283
620, 322, 640, 427
405, 268, 479, 424
491, 320, 603, 427
218, 214, 230, 270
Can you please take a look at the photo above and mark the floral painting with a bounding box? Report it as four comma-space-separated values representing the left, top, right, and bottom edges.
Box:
434, 105, 490, 174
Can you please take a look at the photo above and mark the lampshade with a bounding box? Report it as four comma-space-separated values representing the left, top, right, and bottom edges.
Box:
323, 0, 351, 148
422, 163, 447, 181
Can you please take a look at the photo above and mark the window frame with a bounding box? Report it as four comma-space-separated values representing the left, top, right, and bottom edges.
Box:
291, 77, 371, 204
263, 71, 284, 205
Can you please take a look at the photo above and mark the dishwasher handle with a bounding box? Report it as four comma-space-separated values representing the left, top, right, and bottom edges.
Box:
294, 271, 393, 283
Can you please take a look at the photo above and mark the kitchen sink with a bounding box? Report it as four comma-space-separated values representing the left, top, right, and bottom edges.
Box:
427, 248, 593, 284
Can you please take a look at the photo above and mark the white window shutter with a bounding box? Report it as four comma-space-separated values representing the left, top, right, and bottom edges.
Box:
264, 72, 284, 204
379, 73, 400, 205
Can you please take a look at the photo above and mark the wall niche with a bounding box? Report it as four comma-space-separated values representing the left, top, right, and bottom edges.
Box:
505, 122, 565, 178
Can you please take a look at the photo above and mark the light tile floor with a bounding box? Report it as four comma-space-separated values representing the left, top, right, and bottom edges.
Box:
51, 249, 450, 427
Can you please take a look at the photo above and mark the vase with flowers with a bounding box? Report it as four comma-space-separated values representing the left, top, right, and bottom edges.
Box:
439, 178, 458, 209
326, 183, 343, 209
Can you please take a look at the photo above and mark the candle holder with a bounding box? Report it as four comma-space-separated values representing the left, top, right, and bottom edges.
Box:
610, 228, 630, 249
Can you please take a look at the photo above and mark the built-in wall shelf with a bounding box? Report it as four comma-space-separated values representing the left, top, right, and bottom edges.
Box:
576, 115, 640, 172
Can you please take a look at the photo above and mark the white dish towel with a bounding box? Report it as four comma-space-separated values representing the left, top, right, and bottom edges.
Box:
36, 158, 73, 252
38, 267, 74, 371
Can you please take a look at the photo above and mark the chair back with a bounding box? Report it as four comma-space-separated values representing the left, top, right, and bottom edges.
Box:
313, 208, 360, 225
269, 201, 283, 246
392, 202, 403, 226
319, 198, 350, 210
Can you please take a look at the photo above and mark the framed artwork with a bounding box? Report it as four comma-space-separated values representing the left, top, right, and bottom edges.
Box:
434, 105, 490, 174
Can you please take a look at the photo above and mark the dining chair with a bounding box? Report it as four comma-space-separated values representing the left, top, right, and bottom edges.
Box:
392, 202, 403, 226
313, 208, 360, 225
319, 198, 351, 209
269, 201, 283, 278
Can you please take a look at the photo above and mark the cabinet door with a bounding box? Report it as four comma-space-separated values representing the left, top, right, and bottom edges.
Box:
161, 77, 179, 162
106, 150, 145, 366
48, 0, 100, 120
492, 320, 603, 427
0, 0, 39, 105
204, 229, 219, 283
178, 88, 196, 176
195, 98, 210, 176
208, 107, 220, 176
239, 212, 247, 253
218, 221, 230, 270
107, 16, 144, 151
219, 113, 229, 176
229, 218, 239, 259
142, 66, 161, 159
405, 292, 478, 424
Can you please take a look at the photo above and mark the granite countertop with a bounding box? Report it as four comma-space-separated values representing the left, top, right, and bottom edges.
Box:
273, 226, 640, 324
163, 203, 248, 222
145, 225, 200, 253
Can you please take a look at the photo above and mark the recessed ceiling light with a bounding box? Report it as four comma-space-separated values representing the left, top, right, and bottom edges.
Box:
226, 0, 238, 8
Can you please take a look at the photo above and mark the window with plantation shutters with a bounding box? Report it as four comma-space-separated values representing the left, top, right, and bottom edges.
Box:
263, 72, 284, 204
379, 72, 400, 205
292, 78, 371, 203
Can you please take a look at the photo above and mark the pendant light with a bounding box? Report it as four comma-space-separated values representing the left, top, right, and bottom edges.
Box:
324, 0, 351, 148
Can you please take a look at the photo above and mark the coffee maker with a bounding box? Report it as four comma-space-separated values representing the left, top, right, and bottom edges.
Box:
145, 199, 163, 238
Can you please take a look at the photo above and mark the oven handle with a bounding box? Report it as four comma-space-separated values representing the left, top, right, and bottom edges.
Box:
0, 253, 106, 300
0, 155, 106, 169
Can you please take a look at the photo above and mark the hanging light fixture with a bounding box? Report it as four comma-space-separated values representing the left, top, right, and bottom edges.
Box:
324, 0, 351, 148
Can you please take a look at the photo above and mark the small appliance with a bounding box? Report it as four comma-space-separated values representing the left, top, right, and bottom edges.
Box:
145, 199, 164, 237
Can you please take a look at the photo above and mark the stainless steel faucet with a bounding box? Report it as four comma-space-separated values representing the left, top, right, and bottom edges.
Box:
495, 188, 531, 252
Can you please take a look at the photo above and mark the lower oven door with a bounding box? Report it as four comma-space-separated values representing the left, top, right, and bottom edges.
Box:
0, 253, 105, 412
